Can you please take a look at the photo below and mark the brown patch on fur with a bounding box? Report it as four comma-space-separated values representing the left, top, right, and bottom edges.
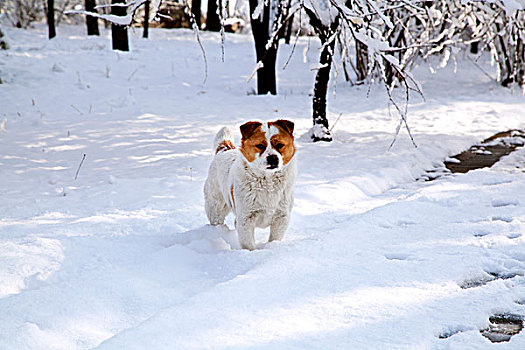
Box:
269, 120, 296, 165
240, 121, 263, 140
240, 123, 267, 162
216, 140, 235, 154
272, 119, 294, 135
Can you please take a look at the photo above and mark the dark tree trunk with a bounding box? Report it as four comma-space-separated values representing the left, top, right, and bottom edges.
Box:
47, 0, 56, 39
206, 0, 221, 31
284, 13, 294, 45
355, 40, 368, 81
249, 0, 278, 95
254, 41, 278, 95
311, 39, 336, 142
304, 8, 339, 142
143, 0, 150, 38
85, 0, 100, 36
283, 0, 293, 45
191, 0, 202, 29
470, 41, 479, 54
111, 0, 129, 51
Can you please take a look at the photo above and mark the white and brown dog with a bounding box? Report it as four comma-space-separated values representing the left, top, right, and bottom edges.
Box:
204, 119, 297, 250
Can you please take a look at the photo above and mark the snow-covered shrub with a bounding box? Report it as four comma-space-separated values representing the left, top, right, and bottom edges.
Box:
0, 0, 89, 28
2, 0, 43, 28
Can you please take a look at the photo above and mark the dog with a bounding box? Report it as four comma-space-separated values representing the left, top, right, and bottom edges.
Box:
204, 119, 297, 250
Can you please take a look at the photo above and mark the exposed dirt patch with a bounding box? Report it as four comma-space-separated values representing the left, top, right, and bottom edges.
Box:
481, 314, 524, 343
445, 130, 525, 173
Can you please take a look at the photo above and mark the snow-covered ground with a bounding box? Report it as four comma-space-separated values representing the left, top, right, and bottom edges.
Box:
1, 24, 525, 349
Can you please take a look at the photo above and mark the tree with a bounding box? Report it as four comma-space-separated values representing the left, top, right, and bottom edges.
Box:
248, 0, 293, 95
249, 0, 278, 95
206, 0, 221, 31
111, 0, 129, 51
191, 0, 201, 29
143, 0, 150, 38
85, 0, 100, 36
303, 4, 340, 142
46, 0, 56, 39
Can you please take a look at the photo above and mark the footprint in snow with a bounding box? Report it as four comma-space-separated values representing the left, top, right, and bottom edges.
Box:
438, 325, 473, 339
384, 252, 414, 261
507, 232, 522, 239
473, 230, 491, 237
491, 199, 519, 207
491, 216, 513, 223
159, 225, 240, 252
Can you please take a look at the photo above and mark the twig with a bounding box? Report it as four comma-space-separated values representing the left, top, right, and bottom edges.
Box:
328, 113, 343, 133
127, 67, 140, 81
70, 105, 84, 115
183, 0, 208, 85
75, 154, 86, 180
466, 55, 498, 83
282, 0, 303, 70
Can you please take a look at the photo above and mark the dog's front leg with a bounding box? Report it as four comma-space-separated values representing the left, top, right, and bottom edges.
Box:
269, 211, 289, 242
236, 212, 257, 250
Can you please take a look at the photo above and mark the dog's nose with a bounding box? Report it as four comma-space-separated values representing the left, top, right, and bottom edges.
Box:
266, 154, 279, 169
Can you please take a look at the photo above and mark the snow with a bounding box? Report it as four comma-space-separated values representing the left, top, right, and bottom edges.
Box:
1, 23, 525, 349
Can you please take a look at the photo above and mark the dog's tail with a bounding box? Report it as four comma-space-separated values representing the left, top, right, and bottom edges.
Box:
213, 126, 236, 154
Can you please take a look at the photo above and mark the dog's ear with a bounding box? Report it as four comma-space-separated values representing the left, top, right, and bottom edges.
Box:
240, 121, 262, 140
273, 119, 294, 135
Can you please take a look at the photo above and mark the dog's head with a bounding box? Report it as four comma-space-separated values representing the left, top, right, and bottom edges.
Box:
239, 119, 295, 172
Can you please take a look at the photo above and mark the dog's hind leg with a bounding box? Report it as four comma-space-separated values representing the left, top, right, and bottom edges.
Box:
204, 194, 230, 225
206, 201, 229, 226
204, 181, 230, 225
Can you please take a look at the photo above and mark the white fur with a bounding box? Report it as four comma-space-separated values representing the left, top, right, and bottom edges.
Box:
204, 125, 297, 250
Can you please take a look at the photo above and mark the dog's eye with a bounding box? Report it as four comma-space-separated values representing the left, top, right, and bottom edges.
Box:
275, 143, 284, 150
256, 144, 266, 151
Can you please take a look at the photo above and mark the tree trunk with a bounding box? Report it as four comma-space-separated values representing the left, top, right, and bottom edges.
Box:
283, 0, 293, 45
516, 35, 525, 88
191, 0, 202, 29
311, 39, 336, 142
470, 41, 479, 54
111, 0, 129, 51
355, 40, 368, 81
47, 0, 56, 39
85, 0, 100, 36
206, 0, 221, 31
143, 0, 150, 38
249, 0, 278, 95
304, 8, 339, 142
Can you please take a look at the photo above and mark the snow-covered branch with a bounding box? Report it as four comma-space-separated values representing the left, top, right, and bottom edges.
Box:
66, 0, 162, 26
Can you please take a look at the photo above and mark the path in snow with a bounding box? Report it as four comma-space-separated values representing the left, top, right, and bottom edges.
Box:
444, 130, 525, 174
